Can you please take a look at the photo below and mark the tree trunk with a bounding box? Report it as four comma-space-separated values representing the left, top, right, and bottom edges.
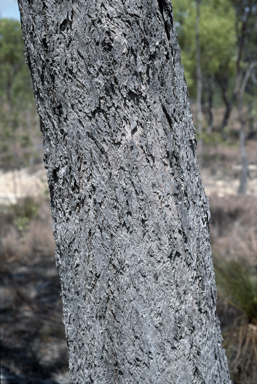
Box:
248, 101, 255, 139
236, 63, 256, 195
237, 78, 248, 194
18, 0, 230, 382
234, 3, 254, 195
203, 76, 214, 134
217, 77, 236, 139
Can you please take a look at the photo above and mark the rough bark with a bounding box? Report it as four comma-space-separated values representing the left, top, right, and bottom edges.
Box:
18, 0, 230, 383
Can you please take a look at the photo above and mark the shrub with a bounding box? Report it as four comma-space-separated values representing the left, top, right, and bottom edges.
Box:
10, 196, 39, 233
214, 256, 257, 383
215, 257, 257, 323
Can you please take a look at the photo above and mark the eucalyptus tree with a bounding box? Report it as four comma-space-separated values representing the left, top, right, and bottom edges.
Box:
18, 0, 231, 382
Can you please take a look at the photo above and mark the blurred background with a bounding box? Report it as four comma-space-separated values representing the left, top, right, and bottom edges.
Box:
0, 1, 256, 383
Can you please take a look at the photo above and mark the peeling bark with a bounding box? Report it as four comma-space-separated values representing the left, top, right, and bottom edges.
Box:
18, 0, 230, 382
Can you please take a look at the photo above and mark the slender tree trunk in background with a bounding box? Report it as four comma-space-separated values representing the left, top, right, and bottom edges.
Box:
216, 76, 236, 138
204, 77, 214, 134
220, 98, 235, 139
195, 0, 203, 167
207, 85, 213, 134
237, 71, 248, 194
234, 3, 254, 195
6, 80, 18, 198
248, 101, 255, 138
236, 62, 256, 195
236, 64, 255, 194
238, 112, 248, 195
18, 0, 230, 382
236, 78, 248, 196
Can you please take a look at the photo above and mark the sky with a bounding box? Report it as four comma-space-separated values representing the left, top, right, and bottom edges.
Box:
0, 0, 20, 21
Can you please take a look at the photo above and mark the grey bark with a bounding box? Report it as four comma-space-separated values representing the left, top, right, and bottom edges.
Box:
18, 0, 230, 383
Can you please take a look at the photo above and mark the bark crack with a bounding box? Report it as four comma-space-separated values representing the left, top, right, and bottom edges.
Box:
162, 104, 173, 131
156, 0, 170, 41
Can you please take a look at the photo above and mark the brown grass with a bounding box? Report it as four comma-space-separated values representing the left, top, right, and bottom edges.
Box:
210, 194, 257, 383
0, 197, 68, 383
0, 198, 55, 263
223, 317, 257, 384
209, 194, 257, 263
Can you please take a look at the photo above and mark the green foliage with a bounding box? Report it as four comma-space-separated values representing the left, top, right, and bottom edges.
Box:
198, 130, 223, 146
11, 196, 39, 221
214, 257, 257, 324
0, 19, 32, 104
14, 216, 30, 232
0, 19, 41, 170
172, 0, 237, 97
11, 197, 39, 233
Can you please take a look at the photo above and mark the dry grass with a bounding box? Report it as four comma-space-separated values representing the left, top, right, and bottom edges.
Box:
0, 197, 55, 263
202, 139, 257, 179
212, 204, 257, 384
0, 197, 68, 383
209, 194, 257, 263
223, 318, 257, 384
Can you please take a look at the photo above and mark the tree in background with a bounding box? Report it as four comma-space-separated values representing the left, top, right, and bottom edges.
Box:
172, 0, 257, 195
18, 0, 231, 382
231, 0, 257, 194
172, 0, 237, 133
0, 18, 41, 172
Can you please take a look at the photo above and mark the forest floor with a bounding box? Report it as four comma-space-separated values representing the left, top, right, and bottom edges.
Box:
0, 139, 256, 383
